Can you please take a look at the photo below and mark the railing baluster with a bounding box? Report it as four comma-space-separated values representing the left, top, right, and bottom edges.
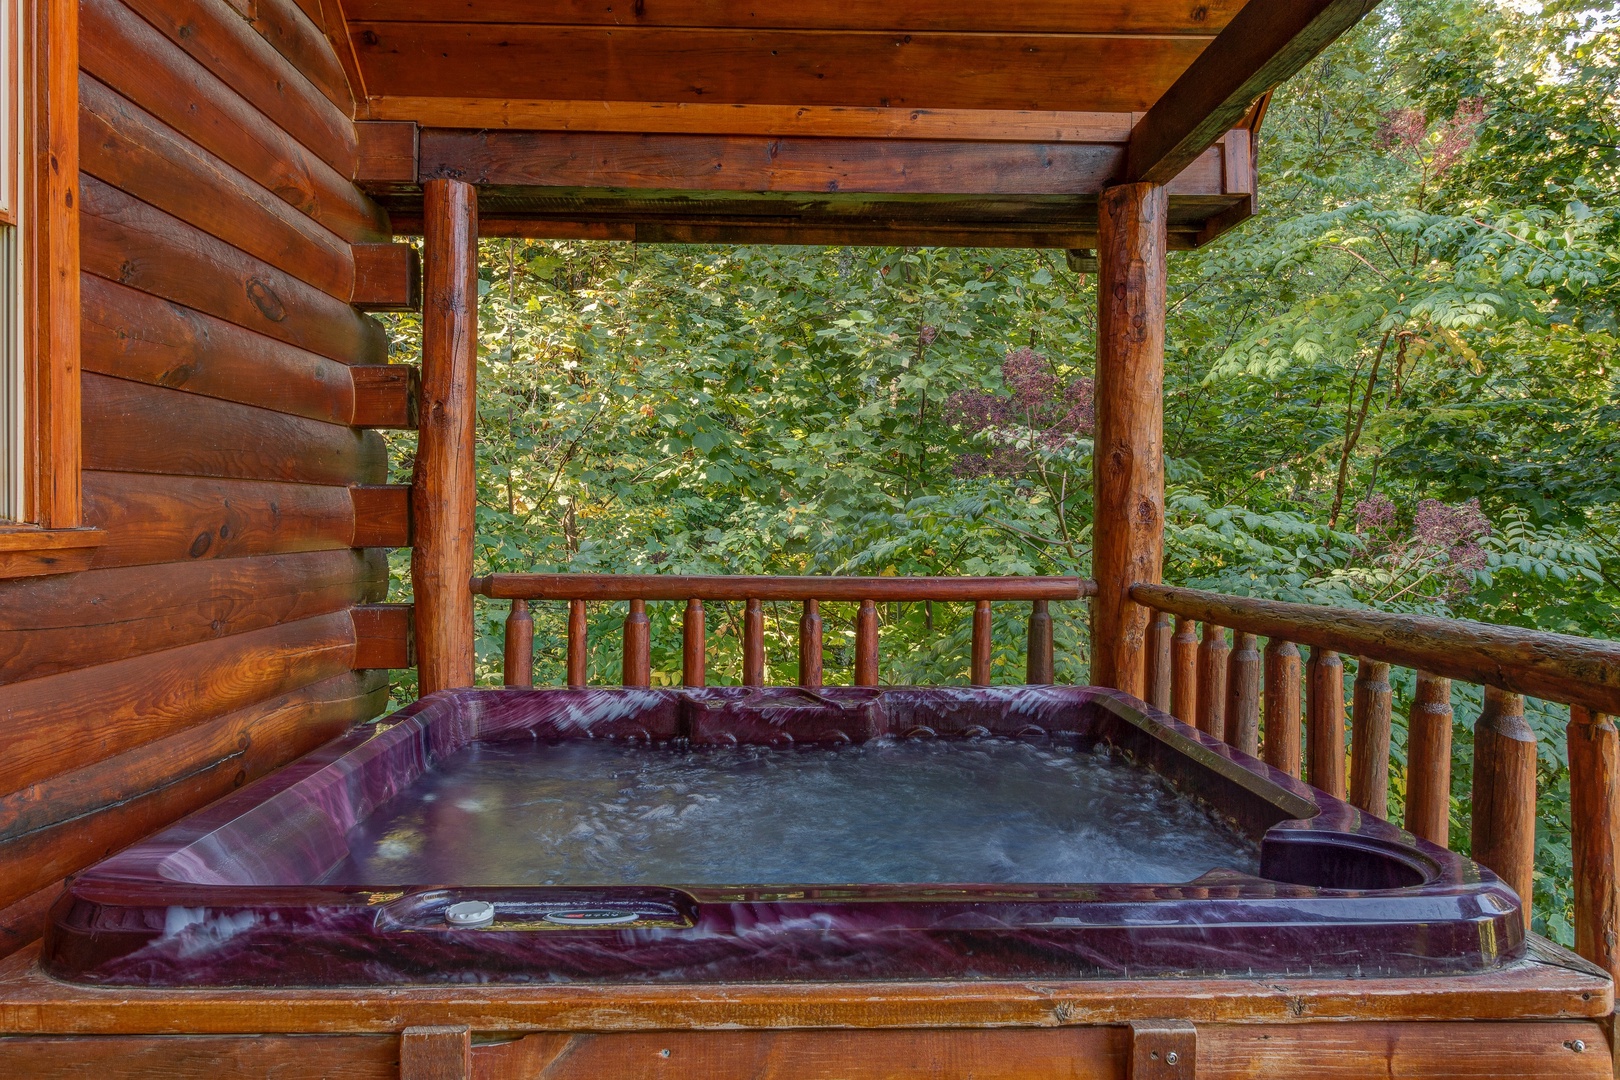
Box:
1569, 706, 1619, 981
1026, 600, 1054, 685
743, 598, 765, 687
566, 599, 587, 687
1306, 647, 1346, 799
855, 599, 880, 686
1225, 631, 1261, 757
622, 598, 651, 688
1170, 616, 1198, 724
1405, 672, 1453, 846
503, 598, 533, 687
1471, 687, 1536, 929
1263, 639, 1302, 779
971, 600, 993, 686
1144, 610, 1173, 710
1349, 659, 1392, 818
682, 598, 706, 687
1196, 623, 1229, 740
798, 599, 823, 688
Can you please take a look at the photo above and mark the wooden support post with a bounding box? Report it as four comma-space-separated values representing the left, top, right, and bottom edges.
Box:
743, 598, 765, 686
1405, 672, 1453, 847
566, 599, 587, 688
1225, 631, 1261, 757
1144, 610, 1173, 709
1090, 182, 1167, 697
622, 599, 650, 688
798, 599, 823, 689
682, 598, 706, 687
400, 1025, 471, 1080
413, 178, 478, 696
1472, 686, 1537, 928
1026, 600, 1054, 685
1306, 646, 1345, 799
1170, 616, 1198, 725
1196, 623, 1229, 740
1350, 659, 1393, 818
971, 599, 994, 686
855, 599, 880, 687
1569, 706, 1619, 982
503, 599, 533, 687
1263, 639, 1302, 778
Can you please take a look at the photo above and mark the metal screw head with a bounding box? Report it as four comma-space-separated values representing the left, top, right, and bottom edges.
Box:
1571, 1039, 1587, 1053
1165, 1051, 1179, 1065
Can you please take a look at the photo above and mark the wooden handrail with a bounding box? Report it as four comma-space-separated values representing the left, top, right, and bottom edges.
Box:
1130, 583, 1620, 714
475, 574, 1095, 602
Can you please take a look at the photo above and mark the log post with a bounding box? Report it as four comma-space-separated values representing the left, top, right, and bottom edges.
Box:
413, 178, 478, 695
682, 598, 706, 687
743, 598, 765, 687
971, 599, 994, 686
1225, 631, 1261, 756
622, 599, 651, 688
1196, 623, 1229, 740
503, 599, 533, 687
1471, 686, 1537, 929
1263, 639, 1302, 778
1349, 659, 1393, 818
798, 599, 823, 689
1405, 672, 1453, 847
1090, 182, 1167, 697
1569, 706, 1619, 982
855, 599, 880, 686
1143, 610, 1173, 709
1026, 600, 1054, 685
566, 599, 587, 688
1306, 647, 1346, 799
1170, 615, 1198, 725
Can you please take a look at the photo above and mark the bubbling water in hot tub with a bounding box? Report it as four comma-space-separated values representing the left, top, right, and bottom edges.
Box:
321, 736, 1260, 887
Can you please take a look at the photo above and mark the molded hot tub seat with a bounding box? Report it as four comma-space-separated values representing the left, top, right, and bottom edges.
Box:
42, 686, 1523, 986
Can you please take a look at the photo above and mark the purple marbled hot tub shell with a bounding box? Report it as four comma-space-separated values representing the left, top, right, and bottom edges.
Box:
42, 686, 1523, 986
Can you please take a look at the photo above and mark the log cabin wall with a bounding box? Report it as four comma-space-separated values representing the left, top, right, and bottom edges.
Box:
0, 0, 415, 956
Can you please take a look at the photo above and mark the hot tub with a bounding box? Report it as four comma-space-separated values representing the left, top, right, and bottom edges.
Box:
42, 686, 1522, 986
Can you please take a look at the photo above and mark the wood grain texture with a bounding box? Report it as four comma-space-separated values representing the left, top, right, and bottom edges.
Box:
970, 599, 993, 686
0, 937, 1607, 1034
119, 0, 357, 176
1262, 638, 1302, 779
0, 611, 358, 803
1349, 659, 1393, 819
356, 120, 419, 183
743, 598, 765, 687
1169, 615, 1198, 724
235, 0, 357, 115
1472, 687, 1537, 930
351, 242, 422, 310
567, 599, 588, 688
0, 880, 62, 960
79, 0, 387, 242
682, 598, 706, 687
79, 75, 353, 301
413, 178, 479, 694
853, 599, 880, 687
622, 599, 651, 688
351, 24, 1208, 113
477, 574, 1092, 602
1306, 647, 1346, 799
799, 599, 824, 689
0, 528, 102, 580
1143, 610, 1172, 711
1196, 623, 1229, 740
0, 672, 386, 914
351, 603, 415, 670
1405, 672, 1454, 847
402, 1025, 471, 1080
79, 272, 366, 419
349, 364, 421, 428
82, 374, 386, 486
0, 549, 385, 685
82, 472, 357, 569
502, 599, 533, 687
349, 484, 412, 548
1568, 706, 1619, 982
0, 1035, 397, 1078
79, 177, 387, 366
1025, 600, 1054, 685
1224, 631, 1261, 757
1129, 583, 1620, 716
1088, 183, 1167, 697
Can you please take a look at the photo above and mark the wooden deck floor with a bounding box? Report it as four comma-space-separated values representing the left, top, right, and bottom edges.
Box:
0, 937, 1610, 1077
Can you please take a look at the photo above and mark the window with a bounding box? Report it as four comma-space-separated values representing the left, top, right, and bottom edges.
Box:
0, 0, 20, 522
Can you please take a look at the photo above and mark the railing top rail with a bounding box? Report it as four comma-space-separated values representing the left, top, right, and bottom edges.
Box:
1132, 582, 1620, 715
474, 574, 1097, 603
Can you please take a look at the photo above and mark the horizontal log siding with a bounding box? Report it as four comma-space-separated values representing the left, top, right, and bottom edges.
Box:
0, 0, 390, 954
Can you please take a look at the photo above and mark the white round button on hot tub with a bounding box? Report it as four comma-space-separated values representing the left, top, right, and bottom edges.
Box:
444, 900, 496, 928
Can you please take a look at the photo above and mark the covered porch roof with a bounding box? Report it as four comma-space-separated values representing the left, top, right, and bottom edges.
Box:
337, 0, 1378, 248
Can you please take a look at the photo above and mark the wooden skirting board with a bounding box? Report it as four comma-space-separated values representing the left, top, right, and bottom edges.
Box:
0, 937, 1609, 1077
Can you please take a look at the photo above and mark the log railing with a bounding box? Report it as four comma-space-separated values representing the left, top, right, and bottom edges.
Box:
472, 574, 1095, 691
1133, 582, 1620, 984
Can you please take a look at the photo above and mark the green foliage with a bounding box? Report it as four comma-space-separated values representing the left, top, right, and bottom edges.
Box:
377, 0, 1620, 946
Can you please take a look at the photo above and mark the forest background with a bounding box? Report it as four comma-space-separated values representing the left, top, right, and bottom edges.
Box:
380, 0, 1620, 945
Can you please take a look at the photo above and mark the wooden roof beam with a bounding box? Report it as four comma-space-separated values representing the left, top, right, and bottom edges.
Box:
1127, 0, 1379, 184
